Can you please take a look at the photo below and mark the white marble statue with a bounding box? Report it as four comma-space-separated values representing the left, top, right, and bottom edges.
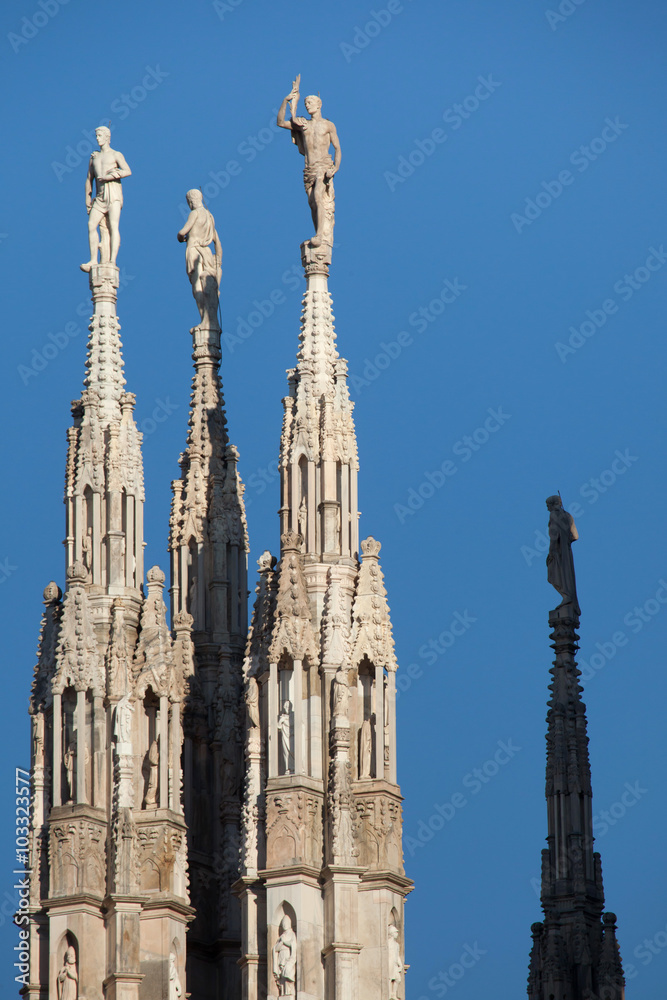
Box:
245, 676, 260, 729
143, 739, 159, 807
57, 945, 78, 1000
80, 126, 131, 272
297, 497, 307, 540
359, 717, 372, 779
114, 693, 133, 745
388, 924, 402, 999
278, 700, 293, 775
277, 76, 341, 247
332, 666, 349, 719
177, 189, 222, 331
168, 951, 183, 1000
273, 914, 297, 996
63, 741, 75, 803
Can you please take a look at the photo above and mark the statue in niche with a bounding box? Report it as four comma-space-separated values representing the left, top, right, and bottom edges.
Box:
278, 701, 293, 775
273, 914, 297, 996
388, 924, 402, 999
359, 716, 373, 779
297, 497, 307, 541
277, 75, 341, 247
81, 527, 92, 578
63, 740, 75, 803
245, 676, 260, 729
332, 666, 349, 719
80, 126, 131, 272
142, 739, 159, 808
545, 495, 581, 615
168, 952, 183, 1000
57, 945, 78, 1000
177, 189, 222, 331
113, 693, 133, 746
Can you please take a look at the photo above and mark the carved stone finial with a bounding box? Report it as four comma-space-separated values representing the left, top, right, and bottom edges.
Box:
43, 581, 62, 603
67, 561, 88, 585
281, 530, 303, 553
146, 565, 166, 586
361, 536, 382, 559
257, 550, 277, 572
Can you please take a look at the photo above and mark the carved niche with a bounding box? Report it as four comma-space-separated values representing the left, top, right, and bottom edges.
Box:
266, 791, 322, 869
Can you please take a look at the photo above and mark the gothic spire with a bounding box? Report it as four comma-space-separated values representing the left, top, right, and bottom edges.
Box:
528, 498, 625, 1000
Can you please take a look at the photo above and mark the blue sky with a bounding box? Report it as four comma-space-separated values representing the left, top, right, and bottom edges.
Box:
1, 0, 666, 995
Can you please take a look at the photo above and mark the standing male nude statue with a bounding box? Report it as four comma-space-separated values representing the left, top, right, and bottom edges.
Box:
80, 126, 131, 272
277, 76, 341, 247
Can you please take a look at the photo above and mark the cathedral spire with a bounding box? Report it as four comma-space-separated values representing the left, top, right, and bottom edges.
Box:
237, 81, 410, 1000
169, 190, 249, 995
27, 137, 193, 1000
527, 496, 625, 1000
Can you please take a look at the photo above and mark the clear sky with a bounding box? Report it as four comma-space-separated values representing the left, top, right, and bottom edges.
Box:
1, 0, 666, 995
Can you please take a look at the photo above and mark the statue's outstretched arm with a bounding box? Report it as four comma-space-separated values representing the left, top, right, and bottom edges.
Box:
277, 94, 293, 130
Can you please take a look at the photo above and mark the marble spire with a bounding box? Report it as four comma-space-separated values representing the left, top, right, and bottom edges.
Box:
527, 500, 625, 1000
170, 194, 249, 998
238, 83, 410, 1000
25, 146, 193, 1000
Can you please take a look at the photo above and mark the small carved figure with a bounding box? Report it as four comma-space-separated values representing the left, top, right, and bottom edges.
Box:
245, 676, 260, 729
143, 739, 159, 808
298, 497, 307, 540
168, 951, 183, 1000
57, 945, 78, 1000
278, 701, 293, 775
177, 189, 222, 331
546, 495, 581, 615
332, 666, 349, 719
359, 716, 373, 779
388, 924, 402, 999
81, 527, 92, 578
277, 77, 341, 247
114, 693, 133, 745
63, 741, 75, 803
80, 126, 131, 272
273, 914, 297, 996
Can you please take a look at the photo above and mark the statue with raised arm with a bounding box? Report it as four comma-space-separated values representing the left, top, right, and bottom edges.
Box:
277, 76, 341, 248
80, 126, 131, 272
177, 189, 222, 332
546, 495, 581, 616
